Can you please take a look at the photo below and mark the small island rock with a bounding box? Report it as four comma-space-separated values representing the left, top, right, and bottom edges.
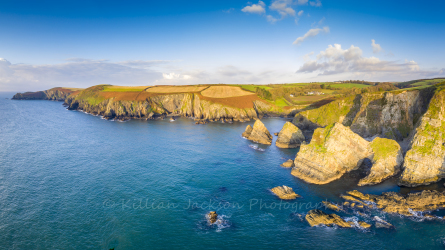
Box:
276, 122, 305, 148
243, 120, 272, 145
207, 211, 218, 224
271, 185, 300, 200
280, 159, 295, 168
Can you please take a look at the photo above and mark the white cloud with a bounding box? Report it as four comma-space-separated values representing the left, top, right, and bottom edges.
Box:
309, 0, 322, 7
269, 0, 296, 17
297, 0, 309, 4
0, 58, 164, 92
223, 8, 235, 13
296, 44, 431, 78
162, 72, 192, 80
371, 39, 382, 53
266, 15, 278, 23
242, 1, 266, 14
298, 10, 304, 16
293, 26, 330, 45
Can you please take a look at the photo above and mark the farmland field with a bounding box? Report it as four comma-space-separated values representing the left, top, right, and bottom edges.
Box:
145, 86, 208, 93
201, 86, 254, 98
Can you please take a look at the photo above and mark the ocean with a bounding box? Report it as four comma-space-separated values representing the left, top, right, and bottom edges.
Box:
1, 92, 445, 249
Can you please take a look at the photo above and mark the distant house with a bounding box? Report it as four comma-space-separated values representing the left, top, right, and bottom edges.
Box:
290, 94, 294, 97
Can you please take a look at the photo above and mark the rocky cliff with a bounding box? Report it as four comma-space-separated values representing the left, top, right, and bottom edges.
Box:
358, 138, 404, 186
12, 87, 78, 101
275, 122, 305, 148
292, 89, 433, 140
399, 83, 445, 187
292, 123, 402, 185
15, 85, 294, 122
291, 123, 373, 184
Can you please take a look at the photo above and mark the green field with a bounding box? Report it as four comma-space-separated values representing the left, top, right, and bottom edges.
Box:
398, 78, 445, 88
236, 85, 272, 92
329, 83, 370, 89
273, 98, 290, 107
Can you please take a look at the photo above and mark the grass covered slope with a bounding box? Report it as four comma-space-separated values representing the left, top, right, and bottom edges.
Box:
292, 87, 433, 140
399, 82, 445, 186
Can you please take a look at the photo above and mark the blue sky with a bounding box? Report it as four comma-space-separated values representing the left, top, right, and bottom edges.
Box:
1, 0, 444, 91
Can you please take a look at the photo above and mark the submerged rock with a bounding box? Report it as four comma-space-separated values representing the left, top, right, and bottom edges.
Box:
244, 120, 272, 145
373, 216, 394, 229
207, 211, 218, 224
342, 190, 445, 217
276, 122, 305, 148
305, 209, 369, 228
358, 138, 404, 186
280, 159, 295, 168
322, 201, 343, 212
271, 186, 300, 200
399, 83, 445, 187
292, 123, 372, 184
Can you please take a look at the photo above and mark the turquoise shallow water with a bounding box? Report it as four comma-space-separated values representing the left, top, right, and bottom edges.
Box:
1, 92, 445, 249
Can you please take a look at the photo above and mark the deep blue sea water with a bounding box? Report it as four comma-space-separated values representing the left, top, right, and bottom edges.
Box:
1, 92, 445, 249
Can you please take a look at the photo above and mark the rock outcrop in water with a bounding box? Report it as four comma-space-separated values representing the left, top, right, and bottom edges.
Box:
292, 89, 433, 141
243, 120, 272, 145
280, 159, 294, 168
305, 209, 370, 228
358, 138, 404, 186
270, 185, 300, 200
291, 123, 373, 184
291, 123, 403, 185
322, 201, 343, 212
373, 216, 394, 229
399, 83, 445, 187
207, 211, 218, 224
341, 190, 445, 217
275, 122, 305, 148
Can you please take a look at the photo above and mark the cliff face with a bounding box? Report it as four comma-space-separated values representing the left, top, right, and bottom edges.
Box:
292, 123, 402, 185
12, 87, 77, 101
399, 83, 445, 187
358, 138, 403, 186
293, 89, 433, 140
292, 123, 373, 184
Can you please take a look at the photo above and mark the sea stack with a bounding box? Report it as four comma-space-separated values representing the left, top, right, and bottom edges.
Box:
275, 122, 305, 148
291, 123, 372, 184
242, 119, 272, 145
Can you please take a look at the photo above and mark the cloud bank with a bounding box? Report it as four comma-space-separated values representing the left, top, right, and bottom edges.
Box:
293, 26, 330, 45
296, 43, 442, 80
